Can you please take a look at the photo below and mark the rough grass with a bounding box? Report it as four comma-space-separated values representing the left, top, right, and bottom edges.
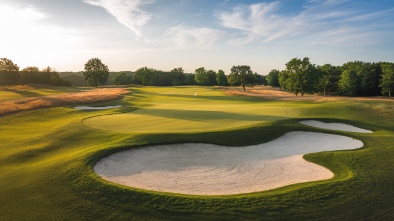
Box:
0, 86, 393, 221
0, 88, 129, 115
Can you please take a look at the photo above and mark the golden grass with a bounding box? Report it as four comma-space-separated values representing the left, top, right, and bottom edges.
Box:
225, 86, 394, 102
0, 88, 129, 115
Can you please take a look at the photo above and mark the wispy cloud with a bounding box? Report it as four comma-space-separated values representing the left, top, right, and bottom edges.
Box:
83, 0, 155, 38
215, 0, 393, 46
164, 26, 224, 49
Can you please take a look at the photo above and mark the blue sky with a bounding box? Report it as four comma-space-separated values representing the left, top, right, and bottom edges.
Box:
1, 0, 393, 74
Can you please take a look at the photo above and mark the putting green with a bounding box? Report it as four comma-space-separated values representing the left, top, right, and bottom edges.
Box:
83, 103, 300, 133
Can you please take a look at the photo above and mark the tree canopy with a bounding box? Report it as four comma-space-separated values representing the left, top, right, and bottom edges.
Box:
228, 65, 255, 91
83, 58, 109, 87
380, 62, 394, 97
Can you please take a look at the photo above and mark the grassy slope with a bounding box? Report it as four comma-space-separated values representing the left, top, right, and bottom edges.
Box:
0, 86, 393, 221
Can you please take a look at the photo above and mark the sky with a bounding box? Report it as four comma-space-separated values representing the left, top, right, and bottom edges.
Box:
1, 0, 394, 74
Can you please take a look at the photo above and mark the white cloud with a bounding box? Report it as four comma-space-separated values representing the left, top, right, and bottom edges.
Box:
215, 0, 391, 46
164, 26, 224, 49
83, 0, 154, 38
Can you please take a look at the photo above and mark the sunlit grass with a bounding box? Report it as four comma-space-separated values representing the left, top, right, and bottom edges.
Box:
0, 86, 393, 221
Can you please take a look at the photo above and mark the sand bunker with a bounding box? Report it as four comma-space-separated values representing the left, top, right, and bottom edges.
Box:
300, 120, 372, 133
74, 105, 121, 110
94, 132, 363, 195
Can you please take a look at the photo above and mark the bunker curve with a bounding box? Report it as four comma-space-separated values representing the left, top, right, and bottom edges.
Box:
94, 131, 364, 195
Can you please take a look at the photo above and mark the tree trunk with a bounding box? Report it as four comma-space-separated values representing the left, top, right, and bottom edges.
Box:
389, 90, 391, 97
242, 84, 246, 91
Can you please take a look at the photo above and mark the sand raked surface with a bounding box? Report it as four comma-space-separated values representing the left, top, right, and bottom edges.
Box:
300, 120, 372, 133
94, 131, 364, 195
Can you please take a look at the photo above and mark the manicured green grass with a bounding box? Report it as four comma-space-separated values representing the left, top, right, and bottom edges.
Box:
0, 86, 393, 221
0, 90, 22, 101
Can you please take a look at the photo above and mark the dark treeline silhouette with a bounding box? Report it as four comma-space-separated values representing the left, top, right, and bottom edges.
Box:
0, 58, 71, 88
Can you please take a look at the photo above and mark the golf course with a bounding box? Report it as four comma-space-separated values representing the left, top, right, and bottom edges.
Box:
0, 85, 393, 221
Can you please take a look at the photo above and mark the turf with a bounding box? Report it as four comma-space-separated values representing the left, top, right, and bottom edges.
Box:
0, 86, 393, 221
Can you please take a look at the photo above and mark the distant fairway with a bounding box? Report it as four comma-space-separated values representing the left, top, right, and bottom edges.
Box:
0, 90, 21, 101
84, 87, 300, 133
0, 86, 393, 221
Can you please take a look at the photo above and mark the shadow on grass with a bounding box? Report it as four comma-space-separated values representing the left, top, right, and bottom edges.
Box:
134, 107, 286, 122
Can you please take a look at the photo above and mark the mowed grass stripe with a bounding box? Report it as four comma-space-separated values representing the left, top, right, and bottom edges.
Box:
0, 86, 393, 221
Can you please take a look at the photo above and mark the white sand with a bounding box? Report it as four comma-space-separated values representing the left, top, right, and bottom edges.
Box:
299, 120, 372, 133
94, 132, 364, 195
74, 105, 121, 110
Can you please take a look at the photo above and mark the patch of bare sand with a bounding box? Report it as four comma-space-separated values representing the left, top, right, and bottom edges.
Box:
300, 120, 372, 133
0, 88, 128, 115
94, 132, 363, 195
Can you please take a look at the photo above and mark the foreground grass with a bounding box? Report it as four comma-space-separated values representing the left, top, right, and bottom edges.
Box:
0, 86, 393, 221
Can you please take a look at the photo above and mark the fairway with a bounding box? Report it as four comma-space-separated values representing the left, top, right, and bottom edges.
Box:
0, 90, 21, 101
0, 86, 393, 221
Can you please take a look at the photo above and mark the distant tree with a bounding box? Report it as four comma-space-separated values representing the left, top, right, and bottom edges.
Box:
0, 58, 19, 72
42, 66, 55, 73
207, 70, 217, 86
317, 64, 341, 96
254, 73, 266, 85
171, 67, 186, 85
282, 57, 316, 96
0, 58, 20, 88
380, 62, 394, 97
133, 67, 156, 85
216, 70, 228, 86
151, 71, 173, 86
195, 67, 209, 86
21, 66, 40, 72
113, 72, 132, 85
184, 73, 196, 85
338, 70, 358, 96
266, 69, 280, 87
83, 58, 109, 87
228, 65, 255, 91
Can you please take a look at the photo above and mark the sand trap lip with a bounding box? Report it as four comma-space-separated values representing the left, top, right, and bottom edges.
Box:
94, 131, 364, 195
300, 120, 372, 133
74, 105, 121, 110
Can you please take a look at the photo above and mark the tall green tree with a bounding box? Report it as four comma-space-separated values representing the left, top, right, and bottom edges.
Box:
0, 58, 20, 88
317, 64, 341, 96
216, 70, 228, 86
228, 65, 255, 91
195, 67, 209, 86
380, 62, 394, 97
266, 69, 280, 87
207, 70, 217, 86
113, 72, 132, 85
338, 70, 358, 96
133, 67, 156, 85
170, 67, 186, 86
83, 58, 109, 87
282, 57, 316, 96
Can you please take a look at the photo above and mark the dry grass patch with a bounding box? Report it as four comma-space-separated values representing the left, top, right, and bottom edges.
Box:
225, 86, 394, 102
0, 88, 129, 115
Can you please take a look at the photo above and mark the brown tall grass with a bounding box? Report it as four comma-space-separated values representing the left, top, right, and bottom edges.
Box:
225, 86, 394, 102
0, 88, 128, 115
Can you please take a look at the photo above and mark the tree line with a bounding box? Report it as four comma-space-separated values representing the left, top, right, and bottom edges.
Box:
266, 58, 394, 97
2, 57, 393, 97
111, 65, 266, 90
0, 58, 71, 88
